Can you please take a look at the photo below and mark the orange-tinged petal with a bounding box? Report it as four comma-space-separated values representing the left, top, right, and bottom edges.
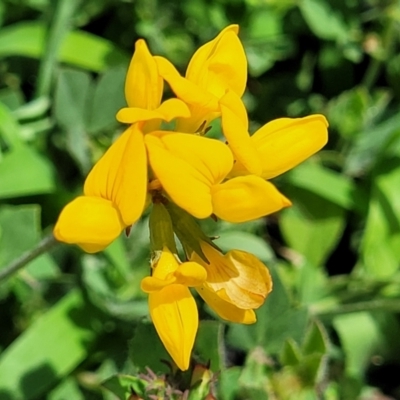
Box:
220, 91, 262, 175
211, 175, 291, 223
232, 114, 329, 179
145, 133, 233, 218
192, 243, 273, 309
149, 284, 198, 371
84, 125, 147, 226
196, 286, 256, 324
53, 196, 124, 253
125, 39, 162, 109
186, 25, 247, 98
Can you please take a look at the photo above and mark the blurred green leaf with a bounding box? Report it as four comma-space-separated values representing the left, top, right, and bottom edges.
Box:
54, 68, 92, 173
0, 146, 55, 198
285, 162, 368, 214
0, 22, 129, 71
128, 323, 170, 373
299, 0, 348, 42
214, 231, 275, 263
0, 205, 58, 284
0, 290, 99, 399
302, 320, 328, 356
101, 374, 147, 400
281, 339, 302, 367
227, 266, 308, 354
86, 66, 126, 134
194, 321, 224, 371
280, 187, 346, 266
361, 156, 400, 278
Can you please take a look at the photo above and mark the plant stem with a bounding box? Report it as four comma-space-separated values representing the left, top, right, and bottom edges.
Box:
0, 234, 58, 282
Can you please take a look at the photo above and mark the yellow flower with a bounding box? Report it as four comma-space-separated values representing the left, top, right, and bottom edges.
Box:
191, 241, 272, 324
116, 39, 190, 132
141, 248, 207, 371
154, 25, 247, 133
54, 124, 147, 253
220, 90, 329, 179
145, 132, 291, 222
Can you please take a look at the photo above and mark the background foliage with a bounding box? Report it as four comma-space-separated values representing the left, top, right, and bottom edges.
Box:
1, 0, 400, 398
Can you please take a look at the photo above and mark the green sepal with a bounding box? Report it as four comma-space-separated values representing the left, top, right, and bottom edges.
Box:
165, 202, 216, 263
149, 202, 178, 256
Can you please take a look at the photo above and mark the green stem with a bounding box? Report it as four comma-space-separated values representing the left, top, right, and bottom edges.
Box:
311, 298, 400, 319
0, 234, 58, 282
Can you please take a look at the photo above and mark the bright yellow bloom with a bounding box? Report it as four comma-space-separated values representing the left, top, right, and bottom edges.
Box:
191, 241, 272, 324
154, 25, 247, 133
141, 248, 207, 371
54, 124, 147, 253
145, 132, 291, 222
220, 90, 329, 179
116, 39, 190, 132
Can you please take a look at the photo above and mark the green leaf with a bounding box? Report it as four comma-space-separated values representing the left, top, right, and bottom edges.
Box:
214, 231, 275, 263
194, 321, 224, 371
361, 156, 400, 278
54, 68, 92, 173
333, 312, 383, 378
280, 187, 346, 266
86, 66, 126, 134
0, 22, 129, 72
0, 290, 99, 399
284, 162, 367, 214
281, 339, 302, 367
0, 146, 55, 198
0, 205, 58, 283
101, 374, 147, 400
128, 322, 170, 373
299, 0, 348, 42
227, 266, 308, 354
302, 320, 329, 356
218, 367, 241, 400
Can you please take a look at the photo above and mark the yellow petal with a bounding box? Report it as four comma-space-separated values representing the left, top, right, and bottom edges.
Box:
186, 25, 247, 98
53, 196, 124, 253
175, 261, 207, 286
149, 285, 198, 371
211, 175, 291, 223
196, 286, 256, 324
192, 242, 273, 309
220, 91, 262, 175
84, 125, 147, 226
145, 133, 233, 218
141, 275, 176, 292
125, 39, 162, 109
233, 114, 329, 179
152, 248, 180, 280
154, 56, 219, 112
116, 98, 190, 124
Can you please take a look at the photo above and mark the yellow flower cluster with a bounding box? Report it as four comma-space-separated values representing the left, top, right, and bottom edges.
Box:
53, 25, 328, 371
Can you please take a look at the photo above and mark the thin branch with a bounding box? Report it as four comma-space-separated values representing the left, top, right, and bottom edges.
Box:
0, 234, 58, 282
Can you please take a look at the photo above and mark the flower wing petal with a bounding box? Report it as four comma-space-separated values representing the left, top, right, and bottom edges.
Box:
149, 284, 198, 371
240, 114, 329, 179
212, 175, 291, 223
145, 133, 233, 218
53, 196, 123, 253
84, 125, 147, 226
